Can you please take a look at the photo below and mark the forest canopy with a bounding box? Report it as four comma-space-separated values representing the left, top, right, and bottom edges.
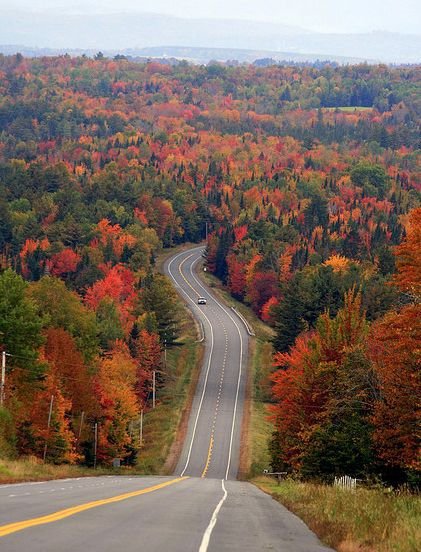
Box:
0, 55, 419, 481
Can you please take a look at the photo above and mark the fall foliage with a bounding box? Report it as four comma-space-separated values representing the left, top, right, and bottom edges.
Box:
0, 55, 419, 480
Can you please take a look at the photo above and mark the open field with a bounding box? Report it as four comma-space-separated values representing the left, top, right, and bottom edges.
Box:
323, 106, 373, 112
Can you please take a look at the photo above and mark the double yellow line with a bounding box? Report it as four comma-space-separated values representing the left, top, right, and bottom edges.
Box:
201, 436, 214, 478
178, 253, 200, 297
0, 477, 187, 538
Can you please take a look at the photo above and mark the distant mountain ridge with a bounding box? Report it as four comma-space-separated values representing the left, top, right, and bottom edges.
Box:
0, 44, 371, 65
0, 10, 420, 63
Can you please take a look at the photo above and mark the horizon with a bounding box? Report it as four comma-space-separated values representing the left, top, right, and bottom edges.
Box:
0, 2, 420, 63
1, 0, 420, 35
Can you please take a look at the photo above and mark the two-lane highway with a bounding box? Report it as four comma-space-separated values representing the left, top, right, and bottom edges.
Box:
0, 245, 332, 552
166, 246, 248, 480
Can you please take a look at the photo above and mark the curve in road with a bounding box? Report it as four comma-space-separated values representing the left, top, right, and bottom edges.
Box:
0, 245, 333, 552
166, 246, 248, 480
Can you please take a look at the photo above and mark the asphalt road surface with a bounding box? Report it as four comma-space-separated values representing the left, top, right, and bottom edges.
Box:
0, 245, 332, 552
166, 246, 249, 480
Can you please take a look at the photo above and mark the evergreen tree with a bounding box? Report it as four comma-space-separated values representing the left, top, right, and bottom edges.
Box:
140, 274, 180, 345
272, 277, 306, 353
96, 298, 124, 349
0, 269, 45, 379
303, 192, 329, 236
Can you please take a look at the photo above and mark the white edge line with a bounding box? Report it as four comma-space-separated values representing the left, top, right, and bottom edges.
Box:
167, 248, 215, 477
198, 479, 227, 552
231, 306, 255, 336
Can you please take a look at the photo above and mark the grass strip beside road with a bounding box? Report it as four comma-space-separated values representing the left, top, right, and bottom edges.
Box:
0, 457, 119, 484
136, 300, 203, 475
0, 476, 188, 538
138, 245, 204, 475
254, 476, 421, 552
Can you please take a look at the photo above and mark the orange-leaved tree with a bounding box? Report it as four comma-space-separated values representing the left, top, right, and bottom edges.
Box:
24, 372, 77, 463
368, 305, 420, 472
134, 329, 162, 404
270, 290, 374, 477
368, 207, 421, 473
94, 341, 139, 463
393, 207, 421, 298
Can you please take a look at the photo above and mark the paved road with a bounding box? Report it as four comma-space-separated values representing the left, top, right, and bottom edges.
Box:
165, 246, 249, 480
0, 245, 332, 552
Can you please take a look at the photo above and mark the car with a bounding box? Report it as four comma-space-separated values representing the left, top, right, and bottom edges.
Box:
198, 297, 207, 305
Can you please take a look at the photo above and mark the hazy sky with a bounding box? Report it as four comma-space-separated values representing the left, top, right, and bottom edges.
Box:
2, 0, 420, 34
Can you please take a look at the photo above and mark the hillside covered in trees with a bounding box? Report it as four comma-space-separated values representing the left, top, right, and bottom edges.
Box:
0, 55, 419, 483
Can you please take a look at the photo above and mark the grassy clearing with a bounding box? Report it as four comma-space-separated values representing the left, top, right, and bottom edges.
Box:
253, 476, 420, 552
324, 106, 373, 112
0, 456, 118, 483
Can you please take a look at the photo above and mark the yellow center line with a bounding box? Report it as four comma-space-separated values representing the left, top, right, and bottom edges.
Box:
201, 436, 214, 478
179, 253, 200, 297
0, 477, 188, 538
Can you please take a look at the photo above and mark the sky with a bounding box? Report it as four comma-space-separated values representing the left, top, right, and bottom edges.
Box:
1, 0, 420, 35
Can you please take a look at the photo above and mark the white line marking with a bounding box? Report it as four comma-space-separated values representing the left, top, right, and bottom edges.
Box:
0, 481, 45, 490
199, 480, 228, 552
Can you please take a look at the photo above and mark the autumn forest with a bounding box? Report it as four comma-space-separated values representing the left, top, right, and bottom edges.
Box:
0, 55, 419, 485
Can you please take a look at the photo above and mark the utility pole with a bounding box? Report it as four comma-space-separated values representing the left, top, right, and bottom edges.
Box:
152, 370, 156, 409
93, 422, 98, 469
77, 411, 85, 442
163, 339, 167, 369
43, 395, 54, 462
139, 409, 143, 447
1, 351, 6, 407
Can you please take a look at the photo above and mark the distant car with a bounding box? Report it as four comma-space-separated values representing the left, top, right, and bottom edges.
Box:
198, 297, 207, 305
